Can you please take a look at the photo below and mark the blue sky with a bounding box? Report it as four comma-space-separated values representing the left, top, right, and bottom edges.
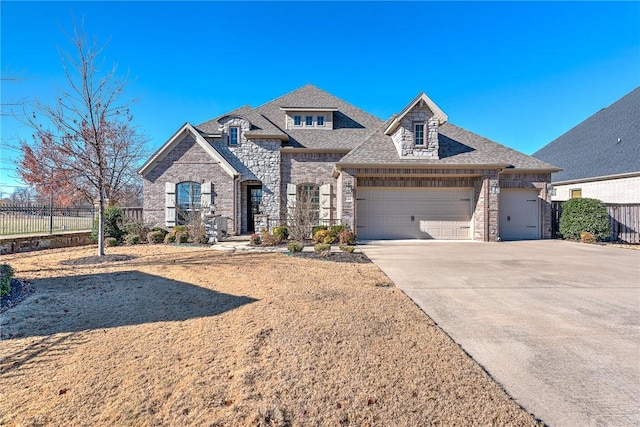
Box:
1, 1, 639, 195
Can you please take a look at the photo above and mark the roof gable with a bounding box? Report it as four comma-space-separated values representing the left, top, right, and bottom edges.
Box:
138, 123, 238, 177
384, 92, 448, 136
533, 87, 640, 182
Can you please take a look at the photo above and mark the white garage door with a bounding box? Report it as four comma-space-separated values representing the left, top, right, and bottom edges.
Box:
499, 189, 540, 240
356, 188, 473, 240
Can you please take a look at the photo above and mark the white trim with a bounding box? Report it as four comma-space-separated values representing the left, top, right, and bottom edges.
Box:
414, 122, 425, 146
138, 123, 239, 178
229, 126, 239, 146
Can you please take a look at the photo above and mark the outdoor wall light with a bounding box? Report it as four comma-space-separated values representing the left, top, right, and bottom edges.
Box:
547, 184, 556, 196
345, 182, 354, 193
490, 182, 500, 194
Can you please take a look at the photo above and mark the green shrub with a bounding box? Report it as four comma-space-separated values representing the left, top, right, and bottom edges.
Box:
559, 198, 611, 241
177, 232, 189, 243
152, 227, 167, 233
105, 237, 119, 247
330, 224, 348, 237
91, 205, 125, 243
0, 264, 14, 297
313, 229, 335, 244
273, 226, 289, 241
339, 245, 355, 253
164, 233, 177, 244
337, 229, 356, 245
147, 230, 166, 244
173, 225, 188, 233
311, 225, 328, 238
249, 233, 261, 246
287, 242, 304, 253
314, 243, 331, 253
125, 234, 141, 245
124, 220, 149, 242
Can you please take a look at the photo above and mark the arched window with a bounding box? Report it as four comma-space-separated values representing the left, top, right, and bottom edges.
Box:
176, 181, 201, 225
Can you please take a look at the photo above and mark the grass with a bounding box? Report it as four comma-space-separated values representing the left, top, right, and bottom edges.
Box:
0, 214, 93, 235
0, 245, 541, 426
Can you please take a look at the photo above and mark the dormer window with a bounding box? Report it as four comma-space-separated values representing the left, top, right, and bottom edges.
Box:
414, 123, 425, 145
294, 115, 301, 126
229, 126, 239, 145
305, 116, 313, 126
317, 116, 324, 126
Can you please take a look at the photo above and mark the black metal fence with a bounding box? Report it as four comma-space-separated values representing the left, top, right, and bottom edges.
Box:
0, 204, 95, 236
551, 201, 640, 243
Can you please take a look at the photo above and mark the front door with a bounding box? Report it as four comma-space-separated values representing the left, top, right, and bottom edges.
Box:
247, 185, 262, 233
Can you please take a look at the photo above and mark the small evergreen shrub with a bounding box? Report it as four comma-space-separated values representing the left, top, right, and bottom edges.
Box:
314, 243, 331, 253
164, 233, 177, 244
313, 229, 335, 244
147, 230, 166, 244
311, 225, 328, 237
0, 264, 14, 297
339, 245, 356, 253
287, 242, 304, 253
559, 198, 611, 241
177, 232, 189, 243
273, 226, 289, 241
124, 220, 149, 243
125, 234, 141, 245
249, 233, 261, 246
105, 237, 119, 247
330, 224, 348, 237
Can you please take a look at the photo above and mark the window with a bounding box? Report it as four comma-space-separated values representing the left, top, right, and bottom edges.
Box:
176, 181, 201, 225
305, 116, 313, 126
570, 189, 582, 199
298, 183, 320, 220
317, 115, 324, 126
414, 123, 425, 145
229, 127, 239, 145
293, 115, 301, 126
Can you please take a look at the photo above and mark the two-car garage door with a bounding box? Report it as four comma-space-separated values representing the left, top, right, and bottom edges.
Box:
356, 188, 473, 240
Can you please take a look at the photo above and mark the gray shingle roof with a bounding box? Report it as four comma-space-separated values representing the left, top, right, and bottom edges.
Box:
532, 87, 640, 182
339, 122, 559, 170
195, 105, 287, 138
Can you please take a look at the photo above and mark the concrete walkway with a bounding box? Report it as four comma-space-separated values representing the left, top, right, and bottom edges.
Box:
360, 240, 640, 427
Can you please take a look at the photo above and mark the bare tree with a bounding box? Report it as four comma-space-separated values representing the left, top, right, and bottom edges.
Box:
287, 190, 319, 241
16, 22, 146, 256
10, 187, 35, 204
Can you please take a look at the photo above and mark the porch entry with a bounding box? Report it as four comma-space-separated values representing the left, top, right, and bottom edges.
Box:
247, 185, 263, 233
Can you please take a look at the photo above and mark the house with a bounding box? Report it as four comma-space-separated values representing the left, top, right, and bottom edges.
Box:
533, 87, 640, 203
139, 84, 559, 241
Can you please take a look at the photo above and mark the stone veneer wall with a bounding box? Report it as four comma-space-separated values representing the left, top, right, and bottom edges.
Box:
391, 106, 439, 158
280, 152, 344, 220
142, 134, 236, 233
208, 117, 282, 233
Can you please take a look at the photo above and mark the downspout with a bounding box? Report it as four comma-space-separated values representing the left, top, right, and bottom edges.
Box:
494, 168, 504, 241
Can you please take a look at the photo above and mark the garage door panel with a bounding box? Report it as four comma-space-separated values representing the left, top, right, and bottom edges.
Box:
357, 188, 472, 240
499, 189, 540, 240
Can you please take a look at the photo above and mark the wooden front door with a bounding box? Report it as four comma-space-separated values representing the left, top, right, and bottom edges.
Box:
247, 185, 262, 233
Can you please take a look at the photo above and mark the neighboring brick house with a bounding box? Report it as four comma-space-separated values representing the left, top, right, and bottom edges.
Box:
533, 87, 640, 204
139, 84, 559, 241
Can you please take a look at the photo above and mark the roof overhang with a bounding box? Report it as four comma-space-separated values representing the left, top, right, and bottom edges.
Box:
336, 162, 510, 170
384, 92, 448, 136
280, 107, 338, 112
281, 147, 351, 154
138, 123, 239, 178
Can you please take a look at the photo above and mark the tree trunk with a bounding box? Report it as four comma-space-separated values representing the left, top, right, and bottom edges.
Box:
97, 193, 105, 256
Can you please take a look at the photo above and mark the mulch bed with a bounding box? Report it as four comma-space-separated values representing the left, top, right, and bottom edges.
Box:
0, 279, 35, 313
290, 251, 371, 263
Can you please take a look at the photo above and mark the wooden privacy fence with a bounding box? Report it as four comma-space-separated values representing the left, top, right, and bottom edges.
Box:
120, 207, 143, 222
551, 201, 640, 244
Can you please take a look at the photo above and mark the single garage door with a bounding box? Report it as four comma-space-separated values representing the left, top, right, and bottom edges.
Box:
356, 188, 473, 240
499, 189, 540, 240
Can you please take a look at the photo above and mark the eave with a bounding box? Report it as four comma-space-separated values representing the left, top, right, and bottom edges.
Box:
384, 92, 448, 136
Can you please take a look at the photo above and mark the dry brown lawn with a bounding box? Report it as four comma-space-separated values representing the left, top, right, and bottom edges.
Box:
0, 245, 541, 426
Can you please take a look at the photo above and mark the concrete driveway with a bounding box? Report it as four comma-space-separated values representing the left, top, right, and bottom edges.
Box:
360, 240, 640, 427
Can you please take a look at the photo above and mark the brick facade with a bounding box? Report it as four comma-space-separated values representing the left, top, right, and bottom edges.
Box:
142, 134, 236, 233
